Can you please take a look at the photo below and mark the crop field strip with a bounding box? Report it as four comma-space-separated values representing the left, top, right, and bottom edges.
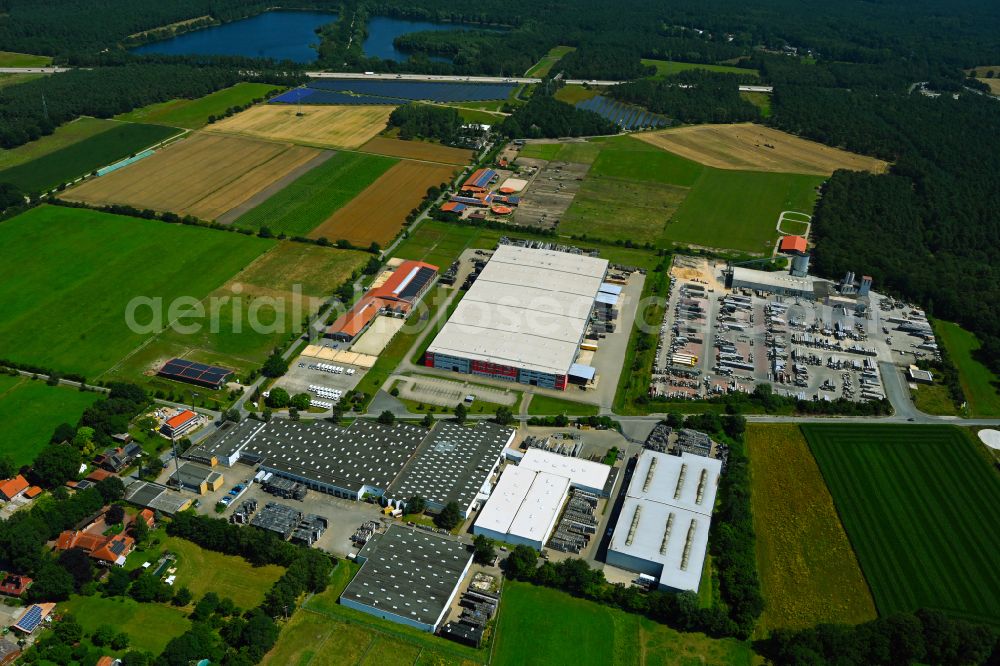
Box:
0, 206, 273, 379
233, 151, 398, 236
359, 136, 474, 165
803, 424, 1000, 625
62, 132, 321, 221
0, 122, 181, 194
746, 424, 876, 631
115, 82, 284, 129
635, 123, 889, 175
208, 104, 395, 150
307, 160, 458, 246
0, 117, 119, 171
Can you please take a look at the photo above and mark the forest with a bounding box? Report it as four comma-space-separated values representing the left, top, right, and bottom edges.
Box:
387, 103, 462, 141
609, 71, 761, 123
499, 93, 616, 139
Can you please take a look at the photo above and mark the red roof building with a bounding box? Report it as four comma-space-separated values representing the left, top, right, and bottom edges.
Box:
86, 469, 113, 483
23, 486, 42, 499
0, 575, 32, 597
326, 260, 439, 341
778, 235, 808, 254
56, 530, 135, 566
139, 509, 156, 529
0, 475, 29, 501
160, 409, 198, 438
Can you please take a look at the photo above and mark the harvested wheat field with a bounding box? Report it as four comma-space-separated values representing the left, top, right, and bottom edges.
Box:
636, 123, 888, 175
360, 136, 473, 165
208, 104, 394, 149
63, 133, 319, 220
308, 160, 456, 246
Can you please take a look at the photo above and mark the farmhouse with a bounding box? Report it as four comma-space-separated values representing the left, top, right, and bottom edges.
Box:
606, 451, 721, 593
340, 525, 473, 633
94, 442, 142, 473
326, 260, 438, 342
424, 245, 610, 390
55, 524, 135, 568
0, 475, 29, 502
0, 575, 31, 597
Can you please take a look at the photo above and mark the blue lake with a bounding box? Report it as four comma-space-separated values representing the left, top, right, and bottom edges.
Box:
131, 11, 475, 64
130, 11, 336, 63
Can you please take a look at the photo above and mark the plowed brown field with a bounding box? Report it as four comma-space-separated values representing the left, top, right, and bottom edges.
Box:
359, 136, 473, 165
308, 160, 456, 246
207, 104, 394, 149
63, 133, 319, 220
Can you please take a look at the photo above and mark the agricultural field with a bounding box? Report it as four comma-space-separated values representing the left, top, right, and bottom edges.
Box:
560, 176, 689, 245
0, 205, 272, 379
519, 141, 601, 164
209, 104, 393, 149
106, 241, 368, 392
804, 424, 1000, 626
494, 582, 754, 666
640, 58, 758, 78
234, 151, 397, 236
979, 78, 1000, 95
115, 82, 283, 129
935, 320, 1000, 416
126, 534, 285, 609
0, 117, 118, 170
0, 375, 102, 467
0, 122, 180, 194
588, 136, 703, 186
0, 50, 51, 66
525, 45, 576, 77
63, 132, 320, 221
635, 124, 888, 175
308, 160, 457, 246
360, 136, 474, 165
746, 424, 876, 632
60, 595, 191, 655
525, 394, 599, 416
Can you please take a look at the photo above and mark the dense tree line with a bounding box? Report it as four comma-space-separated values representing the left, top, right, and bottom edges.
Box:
387, 103, 461, 141
167, 511, 302, 568
500, 93, 615, 139
757, 609, 999, 665
609, 70, 760, 124
557, 46, 655, 81
769, 87, 1000, 377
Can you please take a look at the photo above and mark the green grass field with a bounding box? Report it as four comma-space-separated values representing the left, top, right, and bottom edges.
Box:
747, 425, 876, 632
0, 375, 102, 466
0, 122, 180, 193
641, 58, 758, 78
561, 176, 689, 244
0, 72, 43, 89
518, 143, 562, 160
935, 320, 1000, 416
494, 582, 753, 666
126, 534, 284, 609
0, 206, 272, 380
525, 45, 576, 77
911, 382, 960, 416
525, 394, 599, 416
588, 136, 704, 187
0, 50, 51, 67
519, 141, 601, 165
115, 82, 283, 129
60, 594, 191, 655
234, 151, 397, 236
0, 117, 119, 171
803, 424, 1000, 626
740, 91, 772, 117
553, 84, 602, 105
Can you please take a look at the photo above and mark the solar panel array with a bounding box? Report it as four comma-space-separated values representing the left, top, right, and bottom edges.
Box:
15, 606, 43, 632
304, 79, 515, 102
576, 96, 671, 131
270, 88, 401, 106
397, 266, 436, 301
158, 358, 232, 387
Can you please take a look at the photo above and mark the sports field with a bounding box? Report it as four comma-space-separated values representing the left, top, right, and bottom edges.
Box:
106, 241, 367, 390
935, 320, 1000, 416
234, 151, 398, 236
64, 132, 321, 221
525, 45, 575, 77
0, 375, 102, 466
746, 424, 876, 632
635, 124, 888, 175
210, 104, 393, 149
60, 595, 191, 655
494, 582, 753, 666
804, 424, 1000, 625
641, 58, 758, 78
0, 122, 180, 194
360, 136, 474, 165
116, 82, 283, 129
308, 160, 456, 246
0, 206, 272, 379
0, 117, 118, 171
0, 50, 51, 67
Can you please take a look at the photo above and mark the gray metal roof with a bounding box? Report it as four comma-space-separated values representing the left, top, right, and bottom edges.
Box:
341, 525, 472, 627
386, 422, 514, 508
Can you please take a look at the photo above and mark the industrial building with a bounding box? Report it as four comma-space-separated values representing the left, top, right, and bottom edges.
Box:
250, 502, 328, 545
473, 450, 611, 550
385, 422, 515, 517
340, 526, 473, 633
424, 245, 610, 390
728, 266, 818, 300
326, 260, 438, 342
167, 462, 224, 495
123, 480, 193, 515
606, 451, 722, 593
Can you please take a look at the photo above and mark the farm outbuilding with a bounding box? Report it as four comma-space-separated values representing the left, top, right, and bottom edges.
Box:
325, 260, 438, 341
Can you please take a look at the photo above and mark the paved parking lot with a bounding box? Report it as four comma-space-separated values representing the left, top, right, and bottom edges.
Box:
396, 375, 519, 408
273, 357, 364, 405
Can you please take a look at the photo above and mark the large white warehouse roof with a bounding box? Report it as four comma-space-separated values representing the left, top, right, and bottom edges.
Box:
519, 448, 611, 495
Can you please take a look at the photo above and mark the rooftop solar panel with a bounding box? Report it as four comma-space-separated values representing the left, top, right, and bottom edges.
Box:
158, 358, 232, 388
397, 267, 436, 301
16, 606, 42, 632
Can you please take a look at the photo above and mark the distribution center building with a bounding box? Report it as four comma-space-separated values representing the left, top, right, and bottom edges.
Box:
424, 245, 610, 390
341, 525, 473, 633
606, 451, 722, 593
473, 465, 570, 550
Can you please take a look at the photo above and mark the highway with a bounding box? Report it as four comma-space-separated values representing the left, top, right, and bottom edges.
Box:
0, 67, 71, 74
